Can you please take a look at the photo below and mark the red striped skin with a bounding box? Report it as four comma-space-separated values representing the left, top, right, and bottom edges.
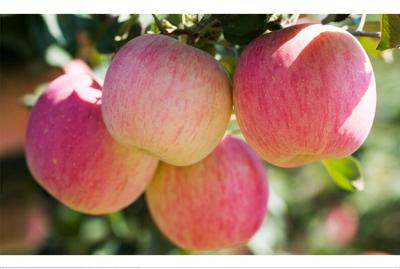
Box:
102, 35, 232, 166
233, 24, 376, 168
146, 135, 268, 251
25, 74, 159, 215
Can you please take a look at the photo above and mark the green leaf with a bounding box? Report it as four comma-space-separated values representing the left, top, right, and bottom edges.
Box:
96, 17, 121, 53
21, 83, 48, 108
227, 113, 240, 133
322, 156, 365, 192
377, 14, 400, 50
96, 15, 141, 54
358, 36, 383, 60
0, 15, 57, 63
117, 14, 139, 38
213, 15, 268, 45
56, 14, 98, 55
107, 212, 130, 238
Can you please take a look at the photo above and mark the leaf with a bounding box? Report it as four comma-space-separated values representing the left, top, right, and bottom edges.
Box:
228, 113, 240, 133
0, 15, 56, 62
321, 14, 349, 24
96, 17, 121, 53
377, 14, 400, 50
96, 15, 141, 54
322, 156, 365, 192
117, 14, 139, 38
358, 36, 383, 60
213, 15, 268, 45
219, 56, 236, 78
28, 15, 57, 56
107, 212, 130, 238
21, 83, 48, 108
56, 14, 98, 55
45, 45, 72, 67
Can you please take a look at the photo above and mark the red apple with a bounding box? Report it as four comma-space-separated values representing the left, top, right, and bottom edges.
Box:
25, 73, 159, 215
102, 34, 232, 166
146, 135, 269, 250
233, 24, 376, 167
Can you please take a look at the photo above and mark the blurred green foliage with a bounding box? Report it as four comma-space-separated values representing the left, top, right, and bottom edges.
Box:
377, 14, 400, 50
0, 14, 399, 255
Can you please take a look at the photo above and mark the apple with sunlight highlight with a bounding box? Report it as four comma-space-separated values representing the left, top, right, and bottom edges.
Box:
102, 34, 232, 166
25, 73, 159, 215
62, 59, 93, 75
233, 23, 376, 168
146, 135, 269, 251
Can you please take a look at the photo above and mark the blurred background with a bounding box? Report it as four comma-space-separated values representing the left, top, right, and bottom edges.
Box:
0, 14, 399, 255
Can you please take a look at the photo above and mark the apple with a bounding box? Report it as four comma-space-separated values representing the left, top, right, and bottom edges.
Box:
324, 204, 359, 245
146, 135, 269, 251
233, 23, 376, 167
102, 34, 232, 166
25, 73, 159, 215
62, 59, 93, 75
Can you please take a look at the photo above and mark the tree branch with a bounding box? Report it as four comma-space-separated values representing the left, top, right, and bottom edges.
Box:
348, 30, 381, 38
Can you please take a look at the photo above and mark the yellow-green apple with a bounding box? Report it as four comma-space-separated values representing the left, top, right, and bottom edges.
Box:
146, 135, 269, 250
233, 24, 376, 167
102, 34, 232, 166
25, 73, 159, 215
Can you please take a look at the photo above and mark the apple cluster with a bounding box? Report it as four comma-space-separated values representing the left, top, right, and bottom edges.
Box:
25, 23, 376, 251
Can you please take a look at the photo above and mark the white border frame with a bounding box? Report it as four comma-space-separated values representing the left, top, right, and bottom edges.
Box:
1, 0, 400, 14
1, 255, 399, 267
1, 1, 400, 267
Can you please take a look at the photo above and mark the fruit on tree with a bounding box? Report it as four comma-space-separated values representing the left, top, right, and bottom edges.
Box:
102, 34, 232, 166
324, 204, 359, 245
25, 73, 159, 215
233, 23, 376, 167
146, 135, 268, 250
62, 59, 93, 75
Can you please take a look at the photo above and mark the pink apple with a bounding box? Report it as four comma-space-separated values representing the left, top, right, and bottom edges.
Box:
62, 59, 93, 75
25, 73, 159, 215
233, 24, 376, 167
146, 135, 269, 251
102, 34, 232, 166
324, 204, 359, 245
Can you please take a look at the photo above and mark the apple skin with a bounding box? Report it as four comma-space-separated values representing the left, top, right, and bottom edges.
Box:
25, 73, 159, 215
102, 34, 232, 166
233, 23, 376, 168
146, 135, 269, 251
